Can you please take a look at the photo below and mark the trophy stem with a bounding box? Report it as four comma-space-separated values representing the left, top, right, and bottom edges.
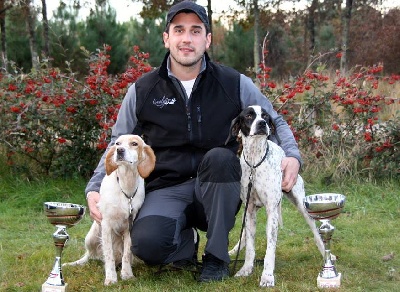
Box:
317, 219, 341, 288
43, 225, 69, 288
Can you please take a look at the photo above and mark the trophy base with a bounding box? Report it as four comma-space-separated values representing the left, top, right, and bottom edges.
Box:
42, 283, 68, 292
317, 273, 341, 288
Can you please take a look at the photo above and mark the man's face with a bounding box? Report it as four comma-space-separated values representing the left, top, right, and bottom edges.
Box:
163, 13, 211, 69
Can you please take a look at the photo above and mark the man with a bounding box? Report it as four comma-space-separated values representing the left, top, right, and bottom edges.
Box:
85, 0, 301, 282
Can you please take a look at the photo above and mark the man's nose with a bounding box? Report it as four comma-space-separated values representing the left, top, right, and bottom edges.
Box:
182, 31, 193, 42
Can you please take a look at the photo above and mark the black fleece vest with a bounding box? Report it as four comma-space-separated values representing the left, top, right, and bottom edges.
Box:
135, 53, 241, 192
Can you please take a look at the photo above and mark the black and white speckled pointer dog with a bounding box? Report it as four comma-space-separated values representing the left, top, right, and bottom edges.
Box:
226, 105, 324, 287
64, 135, 155, 285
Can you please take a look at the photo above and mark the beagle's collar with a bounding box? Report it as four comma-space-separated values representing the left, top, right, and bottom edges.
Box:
116, 176, 138, 199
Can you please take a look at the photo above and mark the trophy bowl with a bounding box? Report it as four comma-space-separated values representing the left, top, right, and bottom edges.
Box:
304, 193, 346, 221
44, 202, 86, 226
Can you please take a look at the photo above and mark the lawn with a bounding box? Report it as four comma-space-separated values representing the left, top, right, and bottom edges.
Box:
0, 173, 399, 291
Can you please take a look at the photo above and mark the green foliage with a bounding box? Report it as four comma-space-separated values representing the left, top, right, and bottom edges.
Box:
4, 1, 400, 79
219, 23, 254, 73
5, 7, 33, 71
257, 57, 400, 180
318, 24, 336, 52
0, 45, 152, 179
47, 2, 87, 75
263, 23, 291, 77
124, 16, 167, 67
79, 5, 129, 74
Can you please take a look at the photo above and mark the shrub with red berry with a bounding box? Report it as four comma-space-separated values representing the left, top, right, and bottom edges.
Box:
257, 50, 400, 179
0, 45, 152, 178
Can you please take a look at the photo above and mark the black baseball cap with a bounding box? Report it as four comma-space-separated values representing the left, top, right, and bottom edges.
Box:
166, 1, 209, 27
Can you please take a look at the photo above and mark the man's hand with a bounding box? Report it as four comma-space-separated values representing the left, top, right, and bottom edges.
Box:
86, 191, 102, 224
281, 157, 300, 192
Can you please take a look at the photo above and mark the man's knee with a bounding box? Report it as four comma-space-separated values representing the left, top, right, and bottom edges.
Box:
199, 148, 241, 182
131, 216, 176, 265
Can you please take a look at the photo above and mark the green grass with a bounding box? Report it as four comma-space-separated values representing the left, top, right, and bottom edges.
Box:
0, 169, 399, 291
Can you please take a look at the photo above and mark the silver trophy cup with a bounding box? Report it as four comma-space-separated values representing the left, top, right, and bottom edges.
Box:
304, 193, 346, 288
42, 202, 85, 292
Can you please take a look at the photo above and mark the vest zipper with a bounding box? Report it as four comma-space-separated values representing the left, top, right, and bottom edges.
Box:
187, 109, 192, 132
197, 106, 202, 141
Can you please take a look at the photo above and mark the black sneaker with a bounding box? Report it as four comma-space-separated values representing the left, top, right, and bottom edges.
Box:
198, 253, 229, 282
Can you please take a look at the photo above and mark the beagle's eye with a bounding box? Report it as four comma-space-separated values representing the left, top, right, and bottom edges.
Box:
245, 114, 253, 119
115, 142, 121, 146
130, 142, 138, 146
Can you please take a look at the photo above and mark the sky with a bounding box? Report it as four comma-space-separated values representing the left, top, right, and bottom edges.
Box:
40, 0, 399, 23
40, 0, 242, 23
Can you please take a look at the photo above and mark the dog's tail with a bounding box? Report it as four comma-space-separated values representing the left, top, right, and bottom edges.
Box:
62, 252, 91, 267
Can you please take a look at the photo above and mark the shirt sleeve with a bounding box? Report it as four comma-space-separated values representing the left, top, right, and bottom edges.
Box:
239, 74, 303, 165
85, 84, 138, 196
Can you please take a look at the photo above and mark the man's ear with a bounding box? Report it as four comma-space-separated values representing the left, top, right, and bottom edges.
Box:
163, 32, 170, 49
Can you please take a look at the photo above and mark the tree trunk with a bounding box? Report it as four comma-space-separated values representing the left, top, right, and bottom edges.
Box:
23, 0, 39, 70
0, 0, 8, 71
253, 0, 259, 72
340, 0, 353, 74
307, 0, 318, 63
207, 0, 213, 57
207, 0, 212, 34
41, 0, 49, 57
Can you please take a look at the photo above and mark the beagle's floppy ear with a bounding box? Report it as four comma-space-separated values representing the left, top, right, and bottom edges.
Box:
138, 145, 156, 178
105, 146, 118, 175
225, 115, 241, 145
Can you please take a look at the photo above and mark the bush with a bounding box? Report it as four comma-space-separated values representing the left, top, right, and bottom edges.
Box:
1, 44, 398, 181
0, 45, 151, 178
257, 51, 400, 180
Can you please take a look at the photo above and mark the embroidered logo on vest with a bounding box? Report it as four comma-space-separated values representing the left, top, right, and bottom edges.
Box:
153, 95, 176, 108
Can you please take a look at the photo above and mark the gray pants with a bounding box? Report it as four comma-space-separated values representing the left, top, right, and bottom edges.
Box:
131, 147, 241, 265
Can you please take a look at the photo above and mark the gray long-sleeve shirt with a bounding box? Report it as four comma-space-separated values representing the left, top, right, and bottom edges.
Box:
85, 60, 301, 196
